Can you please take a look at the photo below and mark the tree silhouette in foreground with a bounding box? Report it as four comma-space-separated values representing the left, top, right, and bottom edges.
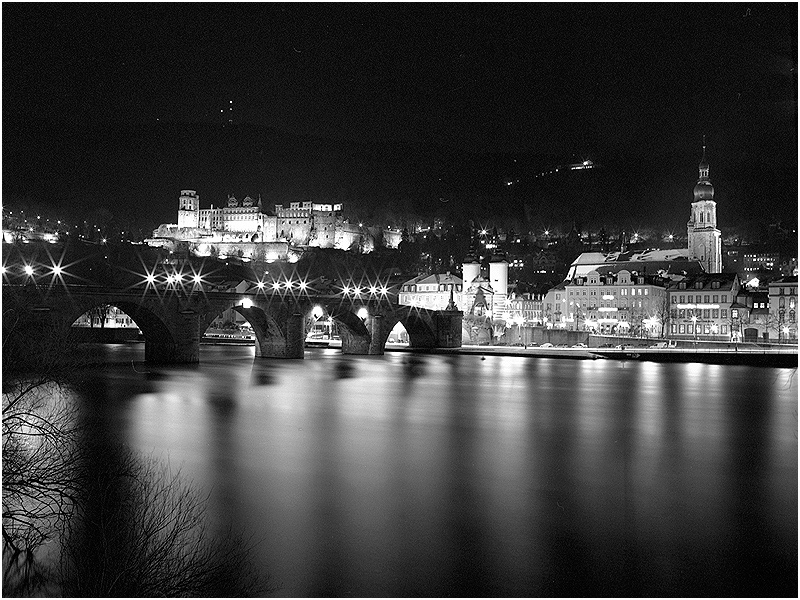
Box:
2, 307, 277, 596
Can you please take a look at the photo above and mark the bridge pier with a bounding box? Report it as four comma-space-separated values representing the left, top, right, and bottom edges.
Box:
146, 310, 200, 364
368, 314, 387, 355
285, 312, 305, 358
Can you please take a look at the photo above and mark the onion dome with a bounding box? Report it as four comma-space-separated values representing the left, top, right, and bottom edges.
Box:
693, 138, 714, 201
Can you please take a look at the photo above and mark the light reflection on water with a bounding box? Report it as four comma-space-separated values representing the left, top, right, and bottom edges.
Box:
72, 345, 797, 597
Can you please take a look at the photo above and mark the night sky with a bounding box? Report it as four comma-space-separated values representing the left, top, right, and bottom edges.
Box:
3, 3, 797, 232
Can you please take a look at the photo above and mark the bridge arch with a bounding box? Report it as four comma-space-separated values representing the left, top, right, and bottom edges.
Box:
382, 308, 438, 349
65, 298, 177, 363
198, 300, 304, 359
323, 304, 372, 354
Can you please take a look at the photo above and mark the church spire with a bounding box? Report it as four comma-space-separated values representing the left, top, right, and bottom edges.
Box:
698, 136, 709, 180
693, 138, 713, 201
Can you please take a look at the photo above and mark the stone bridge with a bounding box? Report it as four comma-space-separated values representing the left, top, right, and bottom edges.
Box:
2, 283, 462, 363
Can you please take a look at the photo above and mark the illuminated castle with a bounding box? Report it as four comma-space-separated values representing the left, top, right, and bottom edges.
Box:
149, 190, 401, 257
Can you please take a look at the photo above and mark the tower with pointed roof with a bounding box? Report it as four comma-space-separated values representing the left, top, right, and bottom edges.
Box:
687, 138, 722, 273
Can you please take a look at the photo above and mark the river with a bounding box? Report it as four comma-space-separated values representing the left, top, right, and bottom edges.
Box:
68, 344, 797, 597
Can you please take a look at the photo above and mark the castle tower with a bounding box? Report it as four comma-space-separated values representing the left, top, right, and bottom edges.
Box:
177, 190, 199, 229
687, 138, 722, 273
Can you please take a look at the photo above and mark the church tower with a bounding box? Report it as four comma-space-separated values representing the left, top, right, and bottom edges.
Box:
687, 139, 721, 273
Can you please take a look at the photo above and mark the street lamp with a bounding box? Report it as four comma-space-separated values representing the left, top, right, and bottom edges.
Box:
691, 314, 698, 349
513, 315, 524, 345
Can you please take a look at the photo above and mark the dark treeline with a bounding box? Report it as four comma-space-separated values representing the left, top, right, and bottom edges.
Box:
5, 119, 795, 238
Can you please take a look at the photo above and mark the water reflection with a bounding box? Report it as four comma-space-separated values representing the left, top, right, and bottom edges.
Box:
66, 345, 797, 597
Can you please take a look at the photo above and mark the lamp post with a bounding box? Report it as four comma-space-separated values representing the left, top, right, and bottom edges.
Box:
691, 314, 698, 350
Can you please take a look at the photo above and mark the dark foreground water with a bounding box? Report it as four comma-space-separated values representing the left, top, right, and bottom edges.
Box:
72, 345, 796, 597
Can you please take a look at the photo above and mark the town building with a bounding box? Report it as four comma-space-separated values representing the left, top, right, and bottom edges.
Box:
743, 251, 779, 275
507, 293, 544, 326
722, 246, 743, 274
398, 272, 463, 310
687, 139, 722, 273
729, 289, 770, 343
545, 269, 669, 336
768, 276, 798, 343
667, 273, 741, 341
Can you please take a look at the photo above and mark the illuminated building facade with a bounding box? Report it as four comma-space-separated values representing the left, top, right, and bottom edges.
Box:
545, 269, 669, 335
177, 190, 267, 234
667, 273, 740, 341
768, 276, 798, 342
398, 272, 463, 310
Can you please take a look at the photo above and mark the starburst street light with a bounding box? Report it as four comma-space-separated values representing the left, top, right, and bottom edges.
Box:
24, 265, 34, 276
